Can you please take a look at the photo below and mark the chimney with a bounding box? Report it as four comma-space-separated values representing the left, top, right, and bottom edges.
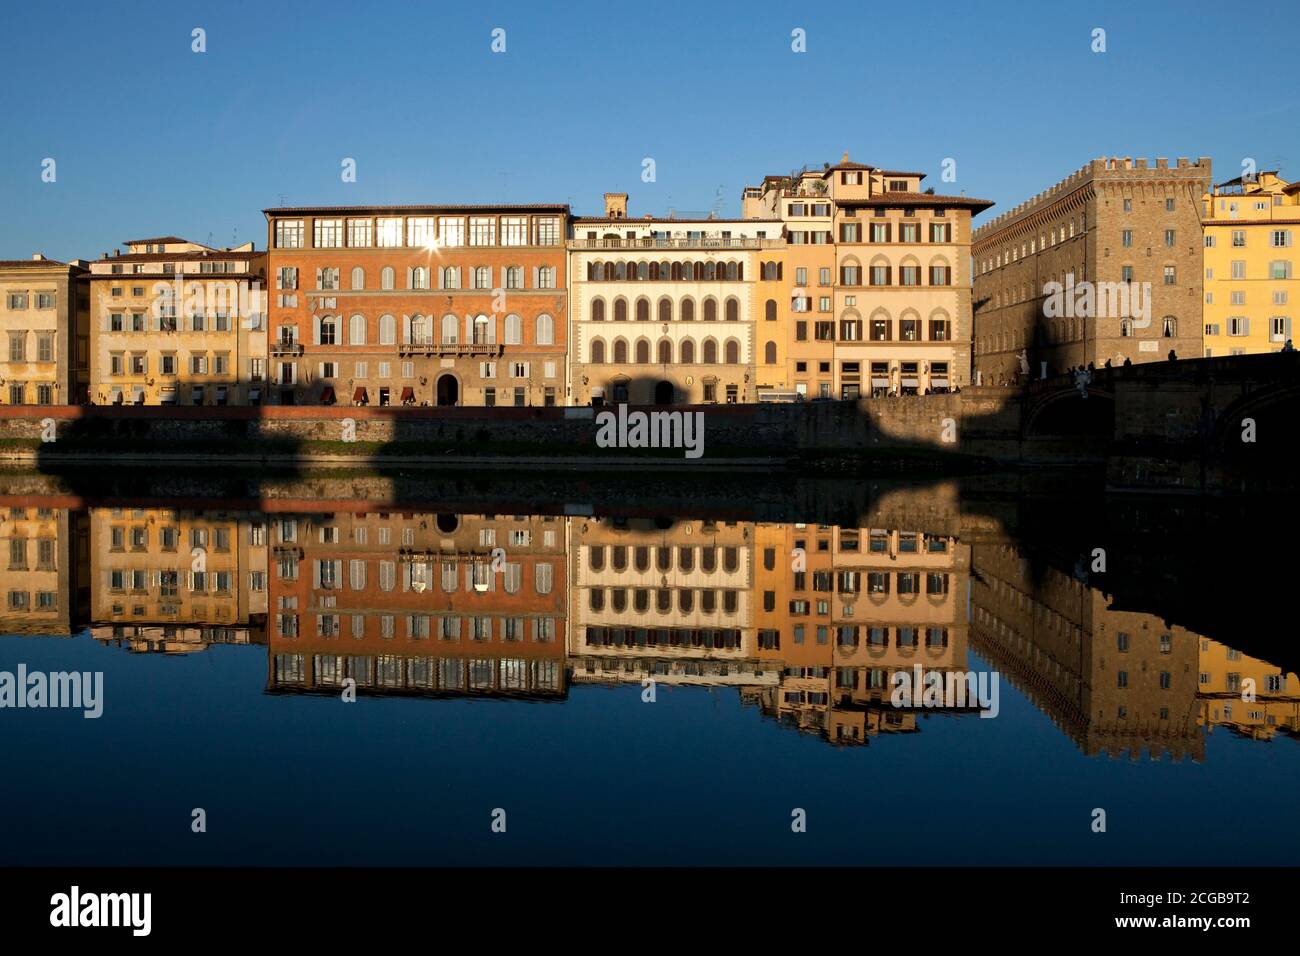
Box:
31, 253, 45, 261
842, 151, 849, 163
603, 192, 628, 219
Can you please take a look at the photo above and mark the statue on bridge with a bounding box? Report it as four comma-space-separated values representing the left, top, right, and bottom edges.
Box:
1073, 365, 1093, 398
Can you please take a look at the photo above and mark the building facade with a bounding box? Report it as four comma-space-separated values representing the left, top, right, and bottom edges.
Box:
746, 156, 990, 396
973, 156, 1211, 384
567, 193, 777, 405
85, 238, 267, 406
1202, 170, 1299, 356
263, 205, 569, 407
0, 255, 86, 405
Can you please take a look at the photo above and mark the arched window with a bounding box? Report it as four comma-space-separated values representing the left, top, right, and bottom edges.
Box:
681, 262, 694, 281
613, 339, 628, 363
441, 313, 458, 344
381, 267, 395, 291
703, 262, 716, 281
590, 339, 606, 363
615, 262, 626, 281
473, 314, 493, 345
379, 314, 396, 345
657, 339, 672, 363
603, 262, 615, 281
318, 316, 336, 345
535, 313, 554, 346
658, 298, 672, 322
473, 266, 491, 290
411, 266, 428, 290
724, 262, 738, 280
724, 339, 740, 364
635, 339, 650, 363
349, 314, 366, 345
637, 261, 649, 280
350, 267, 365, 290
703, 298, 718, 322
1120, 318, 1134, 337
591, 298, 605, 322
1162, 315, 1177, 337
765, 299, 777, 321
409, 314, 429, 345
680, 339, 695, 363
506, 265, 523, 289
703, 339, 718, 364
764, 341, 777, 364
440, 266, 458, 289
635, 298, 650, 321
503, 313, 522, 345
725, 298, 739, 321
614, 299, 628, 321
680, 298, 695, 321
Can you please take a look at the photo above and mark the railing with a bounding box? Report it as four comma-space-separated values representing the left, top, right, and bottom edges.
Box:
397, 340, 502, 357
568, 237, 779, 250
271, 342, 304, 356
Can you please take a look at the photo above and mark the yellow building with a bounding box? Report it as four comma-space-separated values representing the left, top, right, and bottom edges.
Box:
0, 255, 87, 405
1197, 636, 1298, 741
1202, 171, 1300, 356
85, 237, 268, 406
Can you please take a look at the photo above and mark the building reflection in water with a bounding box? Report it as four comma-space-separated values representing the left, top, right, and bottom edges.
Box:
4, 500, 1294, 752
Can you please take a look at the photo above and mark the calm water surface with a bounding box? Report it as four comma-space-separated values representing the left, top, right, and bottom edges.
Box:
0, 494, 1295, 866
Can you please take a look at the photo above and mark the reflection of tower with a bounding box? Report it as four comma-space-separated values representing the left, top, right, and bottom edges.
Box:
968, 542, 1205, 761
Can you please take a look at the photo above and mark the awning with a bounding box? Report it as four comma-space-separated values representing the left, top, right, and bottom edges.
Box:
902, 377, 920, 387
159, 388, 177, 405
931, 377, 949, 386
320, 386, 335, 404
353, 387, 368, 403
400, 387, 415, 401
871, 377, 890, 387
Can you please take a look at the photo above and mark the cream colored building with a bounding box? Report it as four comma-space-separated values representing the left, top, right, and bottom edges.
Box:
85, 237, 267, 406
567, 194, 781, 405
0, 254, 86, 405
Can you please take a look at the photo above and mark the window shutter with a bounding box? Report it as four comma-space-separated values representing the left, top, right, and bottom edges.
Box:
312, 317, 320, 345
500, 266, 508, 288
1243, 317, 1251, 337
465, 315, 473, 342
275, 269, 283, 290
406, 267, 413, 289
532, 266, 539, 288
437, 268, 444, 290
1287, 318, 1293, 338
402, 314, 412, 344
312, 561, 322, 588
315, 268, 322, 289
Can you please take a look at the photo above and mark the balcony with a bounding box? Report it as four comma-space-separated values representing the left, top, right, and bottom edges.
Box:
398, 339, 502, 358
271, 342, 305, 356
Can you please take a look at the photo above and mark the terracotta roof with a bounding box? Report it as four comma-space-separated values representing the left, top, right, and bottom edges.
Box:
91, 249, 262, 265
263, 203, 570, 216
123, 236, 190, 246
822, 161, 875, 173
837, 192, 994, 212
1213, 172, 1279, 189
0, 257, 72, 268
878, 170, 928, 179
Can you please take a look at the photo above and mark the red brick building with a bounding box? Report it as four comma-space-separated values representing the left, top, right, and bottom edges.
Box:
263, 204, 569, 407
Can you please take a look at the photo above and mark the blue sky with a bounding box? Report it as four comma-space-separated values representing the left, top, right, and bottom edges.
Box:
1, 0, 1295, 262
